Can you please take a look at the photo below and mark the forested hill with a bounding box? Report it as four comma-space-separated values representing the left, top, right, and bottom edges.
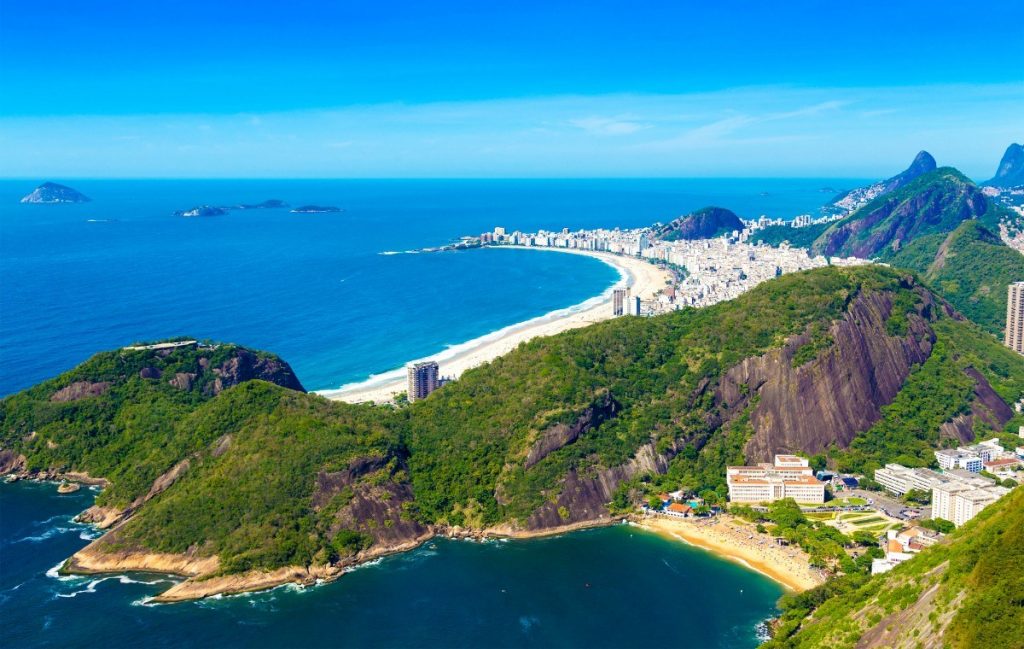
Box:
763, 485, 1024, 649
888, 220, 1024, 336
811, 168, 1003, 258
3, 266, 1024, 597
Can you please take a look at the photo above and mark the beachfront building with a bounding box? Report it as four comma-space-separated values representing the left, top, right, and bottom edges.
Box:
1005, 281, 1024, 354
726, 455, 825, 504
612, 288, 630, 316
406, 361, 439, 402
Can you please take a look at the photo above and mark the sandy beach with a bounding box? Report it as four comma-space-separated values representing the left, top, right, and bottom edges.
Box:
638, 514, 825, 592
321, 247, 672, 404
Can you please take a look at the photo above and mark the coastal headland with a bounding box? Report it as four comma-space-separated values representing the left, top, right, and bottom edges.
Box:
322, 248, 672, 404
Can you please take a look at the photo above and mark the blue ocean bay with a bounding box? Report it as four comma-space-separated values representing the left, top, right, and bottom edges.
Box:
0, 178, 859, 395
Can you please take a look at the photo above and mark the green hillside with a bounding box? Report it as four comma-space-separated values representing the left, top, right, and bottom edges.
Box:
888, 220, 1024, 336
811, 168, 1005, 259
762, 485, 1024, 649
4, 266, 1024, 585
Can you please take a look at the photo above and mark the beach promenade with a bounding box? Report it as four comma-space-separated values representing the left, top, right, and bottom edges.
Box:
322, 248, 671, 404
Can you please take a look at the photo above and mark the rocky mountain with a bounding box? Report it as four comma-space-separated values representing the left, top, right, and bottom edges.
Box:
3, 266, 1024, 601
827, 151, 937, 216
656, 206, 744, 241
810, 168, 1004, 258
983, 142, 1024, 188
764, 485, 1023, 649
887, 220, 1024, 336
19, 182, 91, 204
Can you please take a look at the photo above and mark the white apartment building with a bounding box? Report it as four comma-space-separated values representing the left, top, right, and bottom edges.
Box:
935, 449, 983, 473
931, 473, 1009, 527
726, 455, 825, 504
873, 464, 945, 496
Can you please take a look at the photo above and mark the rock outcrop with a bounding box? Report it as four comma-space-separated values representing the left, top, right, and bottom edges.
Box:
209, 350, 305, 394
50, 381, 111, 402
732, 288, 936, 460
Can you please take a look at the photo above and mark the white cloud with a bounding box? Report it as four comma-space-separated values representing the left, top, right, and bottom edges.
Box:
568, 116, 651, 136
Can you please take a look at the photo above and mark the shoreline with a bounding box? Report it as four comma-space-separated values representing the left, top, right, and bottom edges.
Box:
320, 247, 672, 404
636, 514, 825, 593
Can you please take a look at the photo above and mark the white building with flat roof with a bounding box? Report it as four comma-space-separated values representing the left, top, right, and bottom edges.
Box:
727, 455, 824, 504
931, 472, 1008, 527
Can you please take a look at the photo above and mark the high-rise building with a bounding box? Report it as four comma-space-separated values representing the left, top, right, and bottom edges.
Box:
612, 288, 630, 316
1005, 281, 1024, 353
407, 361, 439, 402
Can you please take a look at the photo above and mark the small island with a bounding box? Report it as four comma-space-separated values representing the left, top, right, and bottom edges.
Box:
236, 199, 289, 210
174, 205, 229, 218
290, 205, 343, 213
19, 182, 91, 204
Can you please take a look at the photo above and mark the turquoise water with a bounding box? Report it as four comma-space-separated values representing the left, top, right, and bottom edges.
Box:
0, 178, 843, 646
0, 178, 860, 396
0, 482, 783, 648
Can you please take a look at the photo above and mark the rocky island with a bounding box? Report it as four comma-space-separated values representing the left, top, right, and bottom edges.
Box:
174, 205, 229, 218
19, 182, 91, 204
290, 205, 343, 213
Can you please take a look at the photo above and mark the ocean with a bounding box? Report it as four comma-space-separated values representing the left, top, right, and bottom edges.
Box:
0, 178, 855, 647
0, 178, 862, 396
1, 482, 783, 648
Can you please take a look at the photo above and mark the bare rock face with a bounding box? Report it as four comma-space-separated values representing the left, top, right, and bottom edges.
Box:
526, 442, 671, 530
50, 381, 111, 402
733, 289, 936, 461
524, 392, 620, 470
939, 367, 1015, 443
139, 366, 162, 379
209, 350, 305, 395
169, 373, 196, 391
313, 455, 429, 549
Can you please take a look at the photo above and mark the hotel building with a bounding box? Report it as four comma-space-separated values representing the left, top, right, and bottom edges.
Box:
612, 288, 630, 316
726, 455, 825, 504
1005, 281, 1024, 354
406, 361, 440, 402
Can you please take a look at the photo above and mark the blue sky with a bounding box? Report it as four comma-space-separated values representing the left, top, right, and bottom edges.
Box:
1, 0, 1022, 178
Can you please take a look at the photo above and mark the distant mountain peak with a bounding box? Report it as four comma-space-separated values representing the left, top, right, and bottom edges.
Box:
827, 151, 937, 216
19, 182, 91, 204
984, 143, 1024, 188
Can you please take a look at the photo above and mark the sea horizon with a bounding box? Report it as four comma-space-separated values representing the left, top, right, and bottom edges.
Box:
0, 177, 860, 397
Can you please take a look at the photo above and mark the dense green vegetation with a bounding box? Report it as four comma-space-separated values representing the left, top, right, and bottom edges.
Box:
810, 168, 1007, 258
831, 317, 1024, 475
4, 265, 1023, 583
0, 342, 300, 507
887, 220, 1024, 336
657, 206, 744, 241
406, 266, 902, 525
763, 485, 1024, 649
